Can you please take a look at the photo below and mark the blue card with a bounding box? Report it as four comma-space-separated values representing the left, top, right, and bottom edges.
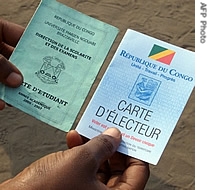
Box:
76, 29, 195, 165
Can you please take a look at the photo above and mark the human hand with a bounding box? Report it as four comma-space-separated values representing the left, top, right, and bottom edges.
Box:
0, 128, 149, 190
66, 129, 150, 189
0, 19, 24, 110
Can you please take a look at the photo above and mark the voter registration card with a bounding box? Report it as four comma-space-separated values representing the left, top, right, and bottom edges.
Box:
76, 29, 195, 165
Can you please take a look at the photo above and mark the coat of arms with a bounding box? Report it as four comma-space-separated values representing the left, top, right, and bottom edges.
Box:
36, 56, 65, 84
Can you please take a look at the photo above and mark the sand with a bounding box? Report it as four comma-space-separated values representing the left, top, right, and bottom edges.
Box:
0, 0, 195, 189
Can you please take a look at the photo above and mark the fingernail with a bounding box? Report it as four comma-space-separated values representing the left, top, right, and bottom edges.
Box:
6, 72, 23, 86
103, 128, 121, 138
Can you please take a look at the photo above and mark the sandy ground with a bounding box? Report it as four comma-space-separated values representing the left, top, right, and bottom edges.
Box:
0, 0, 195, 189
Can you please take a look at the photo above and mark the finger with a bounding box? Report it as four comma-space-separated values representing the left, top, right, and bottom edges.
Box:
66, 130, 83, 148
108, 157, 150, 190
124, 158, 150, 189
0, 19, 24, 58
97, 161, 110, 184
0, 99, 5, 110
83, 128, 122, 171
0, 55, 23, 87
109, 152, 127, 175
0, 42, 14, 59
105, 153, 126, 187
0, 19, 24, 47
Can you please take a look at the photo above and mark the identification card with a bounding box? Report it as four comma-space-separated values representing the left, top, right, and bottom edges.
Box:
0, 0, 119, 132
76, 29, 195, 165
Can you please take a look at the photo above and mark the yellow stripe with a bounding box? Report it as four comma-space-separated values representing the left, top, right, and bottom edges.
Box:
149, 49, 175, 60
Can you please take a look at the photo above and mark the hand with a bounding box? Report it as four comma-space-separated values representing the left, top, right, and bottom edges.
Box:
0, 19, 24, 110
0, 128, 150, 190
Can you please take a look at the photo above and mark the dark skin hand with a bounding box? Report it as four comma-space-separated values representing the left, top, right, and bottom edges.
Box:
0, 128, 150, 190
0, 19, 24, 110
0, 19, 150, 189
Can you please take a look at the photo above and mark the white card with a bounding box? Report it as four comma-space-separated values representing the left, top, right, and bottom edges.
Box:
76, 29, 194, 165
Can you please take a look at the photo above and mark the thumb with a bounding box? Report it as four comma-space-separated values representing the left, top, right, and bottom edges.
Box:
83, 128, 122, 170
1, 128, 122, 190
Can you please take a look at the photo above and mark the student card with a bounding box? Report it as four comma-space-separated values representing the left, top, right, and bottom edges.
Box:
0, 0, 119, 132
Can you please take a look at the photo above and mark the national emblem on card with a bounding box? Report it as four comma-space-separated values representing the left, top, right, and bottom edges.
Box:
36, 56, 65, 84
148, 44, 175, 65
